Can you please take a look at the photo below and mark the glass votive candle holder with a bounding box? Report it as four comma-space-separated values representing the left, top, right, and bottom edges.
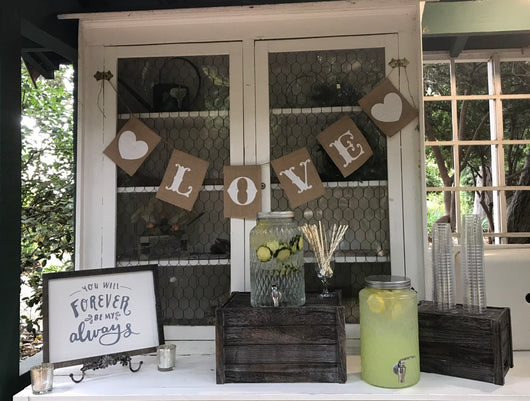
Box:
157, 344, 176, 371
30, 363, 54, 394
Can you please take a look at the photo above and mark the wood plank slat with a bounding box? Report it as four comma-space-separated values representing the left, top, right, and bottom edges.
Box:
223, 363, 342, 383
223, 344, 338, 364
223, 324, 339, 345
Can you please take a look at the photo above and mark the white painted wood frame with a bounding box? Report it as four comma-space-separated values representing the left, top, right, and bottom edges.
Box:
70, 0, 424, 344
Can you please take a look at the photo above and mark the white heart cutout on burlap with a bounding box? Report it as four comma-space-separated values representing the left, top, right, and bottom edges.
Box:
118, 130, 149, 160
371, 92, 403, 123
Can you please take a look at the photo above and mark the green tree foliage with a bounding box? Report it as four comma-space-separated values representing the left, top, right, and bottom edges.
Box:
20, 61, 74, 337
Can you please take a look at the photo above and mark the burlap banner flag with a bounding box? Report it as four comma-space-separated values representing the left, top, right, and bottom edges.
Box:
156, 149, 209, 211
223, 165, 262, 219
103, 117, 161, 176
358, 78, 417, 137
317, 116, 373, 177
271, 147, 325, 209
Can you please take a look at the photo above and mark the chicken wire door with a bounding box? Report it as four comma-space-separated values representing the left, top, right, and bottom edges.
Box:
254, 35, 404, 323
103, 42, 244, 328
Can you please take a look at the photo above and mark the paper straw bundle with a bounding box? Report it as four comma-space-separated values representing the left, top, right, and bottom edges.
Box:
301, 222, 348, 277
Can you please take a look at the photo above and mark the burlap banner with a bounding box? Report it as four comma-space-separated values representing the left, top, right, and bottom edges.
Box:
156, 149, 209, 211
103, 117, 161, 176
223, 165, 262, 219
271, 147, 325, 209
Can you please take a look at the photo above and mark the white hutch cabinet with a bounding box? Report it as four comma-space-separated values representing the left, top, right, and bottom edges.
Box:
66, 0, 425, 339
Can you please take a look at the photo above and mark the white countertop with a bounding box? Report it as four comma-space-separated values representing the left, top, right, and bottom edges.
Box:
14, 352, 530, 401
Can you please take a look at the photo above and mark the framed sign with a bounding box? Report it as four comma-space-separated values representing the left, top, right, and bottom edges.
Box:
43, 266, 163, 368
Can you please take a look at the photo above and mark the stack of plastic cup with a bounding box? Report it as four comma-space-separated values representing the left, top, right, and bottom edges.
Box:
461, 214, 487, 314
431, 222, 456, 312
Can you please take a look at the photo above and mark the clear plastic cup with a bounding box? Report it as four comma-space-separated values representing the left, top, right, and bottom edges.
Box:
461, 214, 487, 314
431, 223, 456, 311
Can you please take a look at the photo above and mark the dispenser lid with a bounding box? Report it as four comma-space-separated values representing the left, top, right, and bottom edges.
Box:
257, 211, 294, 219
365, 275, 411, 289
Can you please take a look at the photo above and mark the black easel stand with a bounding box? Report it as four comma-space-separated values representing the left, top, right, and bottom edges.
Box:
69, 354, 143, 383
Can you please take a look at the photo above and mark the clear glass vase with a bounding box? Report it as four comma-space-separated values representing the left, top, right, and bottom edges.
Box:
249, 211, 305, 307
314, 255, 335, 298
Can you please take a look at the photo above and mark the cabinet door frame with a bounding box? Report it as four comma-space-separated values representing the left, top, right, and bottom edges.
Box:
253, 34, 405, 279
76, 41, 244, 272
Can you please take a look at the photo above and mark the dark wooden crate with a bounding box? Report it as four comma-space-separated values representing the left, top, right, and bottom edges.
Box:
418, 301, 513, 385
216, 292, 346, 384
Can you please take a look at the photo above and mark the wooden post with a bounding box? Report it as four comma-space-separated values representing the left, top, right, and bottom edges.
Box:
0, 3, 24, 400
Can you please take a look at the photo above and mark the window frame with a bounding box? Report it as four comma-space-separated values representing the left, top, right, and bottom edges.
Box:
423, 49, 530, 244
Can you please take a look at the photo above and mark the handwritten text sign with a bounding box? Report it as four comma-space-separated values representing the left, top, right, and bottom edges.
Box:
43, 266, 162, 367
103, 117, 161, 175
358, 78, 417, 137
271, 147, 325, 209
317, 116, 373, 177
224, 165, 262, 219
156, 149, 209, 211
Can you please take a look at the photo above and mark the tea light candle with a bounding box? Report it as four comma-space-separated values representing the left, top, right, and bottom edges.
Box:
30, 363, 54, 394
157, 344, 176, 371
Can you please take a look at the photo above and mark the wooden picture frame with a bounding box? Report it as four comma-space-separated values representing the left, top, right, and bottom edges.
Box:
42, 266, 163, 368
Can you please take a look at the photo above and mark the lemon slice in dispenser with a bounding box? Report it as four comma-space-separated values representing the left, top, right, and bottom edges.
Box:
367, 292, 386, 314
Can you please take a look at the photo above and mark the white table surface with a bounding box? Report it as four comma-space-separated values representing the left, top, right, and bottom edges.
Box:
14, 352, 530, 401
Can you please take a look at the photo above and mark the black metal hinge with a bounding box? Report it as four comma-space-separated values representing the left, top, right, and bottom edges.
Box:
388, 58, 410, 69
94, 71, 114, 81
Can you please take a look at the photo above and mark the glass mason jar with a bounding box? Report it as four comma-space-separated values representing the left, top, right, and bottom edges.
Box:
359, 275, 420, 388
249, 211, 305, 307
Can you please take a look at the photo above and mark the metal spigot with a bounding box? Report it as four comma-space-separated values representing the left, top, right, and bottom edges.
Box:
393, 356, 415, 383
271, 285, 282, 307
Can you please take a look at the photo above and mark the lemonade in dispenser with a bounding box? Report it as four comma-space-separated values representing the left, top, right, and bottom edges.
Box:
359, 275, 420, 388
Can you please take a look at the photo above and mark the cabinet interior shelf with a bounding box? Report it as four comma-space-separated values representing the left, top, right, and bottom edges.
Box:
117, 252, 389, 268
118, 110, 229, 120
271, 105, 363, 115
117, 105, 362, 120
117, 257, 231, 267
118, 180, 388, 193
118, 184, 223, 193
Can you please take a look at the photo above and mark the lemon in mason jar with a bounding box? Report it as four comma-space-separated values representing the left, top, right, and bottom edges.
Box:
367, 291, 386, 314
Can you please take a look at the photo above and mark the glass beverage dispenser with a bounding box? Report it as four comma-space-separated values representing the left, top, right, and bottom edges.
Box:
249, 211, 305, 307
359, 275, 420, 388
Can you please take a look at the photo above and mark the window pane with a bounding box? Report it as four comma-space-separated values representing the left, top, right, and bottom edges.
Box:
501, 61, 530, 94
457, 100, 491, 140
504, 144, 530, 186
455, 62, 488, 95
424, 101, 452, 141
459, 191, 493, 242
503, 99, 530, 140
269, 48, 383, 108
425, 145, 453, 187
459, 145, 492, 187
423, 63, 450, 96
426, 190, 452, 233
506, 188, 530, 244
